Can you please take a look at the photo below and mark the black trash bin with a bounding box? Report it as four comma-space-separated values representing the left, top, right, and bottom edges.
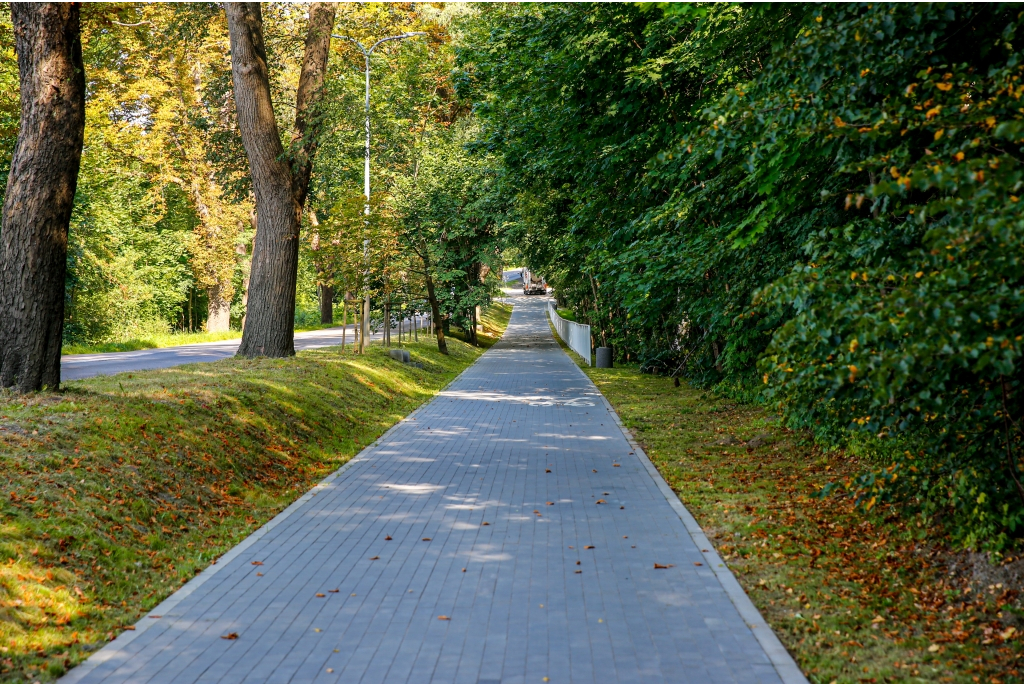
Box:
595, 346, 613, 368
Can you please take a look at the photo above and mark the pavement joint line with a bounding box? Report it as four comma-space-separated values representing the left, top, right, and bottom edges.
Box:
60, 333, 497, 685
560, 342, 808, 685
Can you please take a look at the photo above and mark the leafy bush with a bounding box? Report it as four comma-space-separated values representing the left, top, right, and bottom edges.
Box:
462, 3, 1024, 549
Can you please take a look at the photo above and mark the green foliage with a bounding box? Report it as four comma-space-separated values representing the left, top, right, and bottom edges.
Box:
460, 3, 1024, 549
393, 119, 504, 335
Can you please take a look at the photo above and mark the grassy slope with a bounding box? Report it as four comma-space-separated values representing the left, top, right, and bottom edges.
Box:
548, 331, 1020, 684
0, 303, 511, 683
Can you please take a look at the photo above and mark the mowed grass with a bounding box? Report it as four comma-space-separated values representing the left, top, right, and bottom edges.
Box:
543, 318, 1021, 684
0, 303, 510, 683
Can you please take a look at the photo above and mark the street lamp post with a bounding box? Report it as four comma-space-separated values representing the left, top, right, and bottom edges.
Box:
334, 31, 425, 353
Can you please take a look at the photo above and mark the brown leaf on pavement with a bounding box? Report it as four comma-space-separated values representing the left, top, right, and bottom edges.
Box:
422, 538, 432, 541
481, 522, 490, 526
385, 535, 392, 540
221, 633, 239, 640
438, 615, 450, 620
654, 563, 675, 569
251, 561, 263, 566
584, 545, 595, 549
694, 562, 703, 566
316, 593, 326, 597
613, 463, 620, 467
328, 589, 339, 593
596, 499, 606, 504
545, 469, 551, 473
369, 556, 379, 560
546, 502, 554, 505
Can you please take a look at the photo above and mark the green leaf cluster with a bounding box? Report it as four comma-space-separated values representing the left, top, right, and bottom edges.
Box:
460, 3, 1024, 549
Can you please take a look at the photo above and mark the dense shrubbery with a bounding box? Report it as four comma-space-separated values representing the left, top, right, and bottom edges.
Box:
459, 3, 1024, 550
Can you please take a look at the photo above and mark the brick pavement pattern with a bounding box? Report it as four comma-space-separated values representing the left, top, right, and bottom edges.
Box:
65, 296, 793, 684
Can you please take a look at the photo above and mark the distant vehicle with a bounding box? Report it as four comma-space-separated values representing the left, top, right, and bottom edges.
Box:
522, 269, 547, 295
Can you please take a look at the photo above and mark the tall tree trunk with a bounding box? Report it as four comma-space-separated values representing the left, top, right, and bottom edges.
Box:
423, 271, 447, 355
0, 3, 85, 392
319, 284, 333, 324
228, 1, 336, 358
240, 206, 255, 331
206, 282, 231, 332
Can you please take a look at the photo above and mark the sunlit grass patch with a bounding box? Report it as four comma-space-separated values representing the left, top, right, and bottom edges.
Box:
0, 303, 509, 682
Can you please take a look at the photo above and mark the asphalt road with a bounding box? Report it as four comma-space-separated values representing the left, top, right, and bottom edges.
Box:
61, 324, 422, 381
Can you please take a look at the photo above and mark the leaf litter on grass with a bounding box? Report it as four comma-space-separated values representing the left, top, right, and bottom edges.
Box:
582, 364, 1024, 684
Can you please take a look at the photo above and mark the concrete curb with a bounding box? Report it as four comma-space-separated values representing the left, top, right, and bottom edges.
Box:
61, 327, 507, 684
561, 355, 808, 685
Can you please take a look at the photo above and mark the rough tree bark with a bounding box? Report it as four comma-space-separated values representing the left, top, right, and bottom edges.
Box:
228, 2, 336, 357
319, 284, 334, 324
0, 3, 85, 392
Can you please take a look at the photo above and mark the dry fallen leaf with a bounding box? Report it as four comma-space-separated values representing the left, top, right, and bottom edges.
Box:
251, 561, 263, 566
619, 506, 624, 510
701, 549, 709, 553
546, 502, 554, 505
462, 568, 466, 572
592, 469, 597, 473
221, 632, 239, 640
481, 522, 490, 526
385, 535, 392, 540
575, 561, 581, 565
314, 628, 322, 633
693, 562, 703, 566
596, 499, 606, 504
316, 593, 326, 597
545, 469, 551, 473
438, 615, 450, 621
256, 572, 264, 577
422, 538, 432, 541
326, 668, 334, 673
125, 626, 136, 631
149, 615, 162, 619
654, 563, 675, 569
584, 545, 595, 549
574, 570, 582, 574
328, 589, 339, 593
369, 556, 379, 560
613, 463, 620, 467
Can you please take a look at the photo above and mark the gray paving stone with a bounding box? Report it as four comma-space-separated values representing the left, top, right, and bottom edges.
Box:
64, 296, 797, 684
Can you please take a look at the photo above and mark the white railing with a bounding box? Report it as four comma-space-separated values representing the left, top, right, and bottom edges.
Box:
548, 301, 592, 366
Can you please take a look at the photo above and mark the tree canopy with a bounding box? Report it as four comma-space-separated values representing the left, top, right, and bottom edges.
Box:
3, 2, 1024, 549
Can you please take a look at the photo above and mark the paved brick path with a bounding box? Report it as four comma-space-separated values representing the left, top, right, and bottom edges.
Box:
64, 296, 803, 684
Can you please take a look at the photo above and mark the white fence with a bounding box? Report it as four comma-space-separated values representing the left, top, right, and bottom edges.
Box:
548, 301, 592, 366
